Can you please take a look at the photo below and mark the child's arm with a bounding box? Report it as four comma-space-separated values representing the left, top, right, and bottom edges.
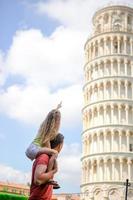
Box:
34, 164, 57, 185
36, 147, 58, 158
47, 155, 57, 172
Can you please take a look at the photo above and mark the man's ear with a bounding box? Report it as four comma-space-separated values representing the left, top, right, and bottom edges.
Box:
58, 143, 63, 152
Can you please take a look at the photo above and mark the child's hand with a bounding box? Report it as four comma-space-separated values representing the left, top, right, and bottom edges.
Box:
56, 102, 62, 110
53, 161, 58, 173
51, 149, 58, 158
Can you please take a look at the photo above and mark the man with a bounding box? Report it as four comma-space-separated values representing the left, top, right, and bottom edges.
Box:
29, 133, 64, 200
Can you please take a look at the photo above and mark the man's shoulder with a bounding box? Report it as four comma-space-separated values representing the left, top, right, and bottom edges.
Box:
35, 154, 49, 165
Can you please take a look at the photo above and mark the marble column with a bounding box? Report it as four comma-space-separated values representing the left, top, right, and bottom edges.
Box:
124, 37, 127, 54
125, 60, 128, 76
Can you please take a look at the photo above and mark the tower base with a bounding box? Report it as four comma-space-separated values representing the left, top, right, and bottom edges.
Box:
81, 183, 133, 200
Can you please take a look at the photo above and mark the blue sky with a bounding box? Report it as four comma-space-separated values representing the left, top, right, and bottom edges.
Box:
0, 0, 132, 194
0, 0, 60, 51
0, 0, 83, 193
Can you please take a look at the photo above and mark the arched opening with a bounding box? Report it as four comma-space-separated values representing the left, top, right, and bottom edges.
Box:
109, 189, 120, 200
122, 159, 128, 180
90, 68, 94, 81
106, 37, 111, 54
113, 38, 118, 53
120, 36, 124, 53
130, 160, 133, 180
120, 60, 125, 75
113, 60, 118, 75
114, 105, 118, 124
106, 60, 111, 75
96, 24, 102, 34
99, 106, 104, 125
99, 132, 104, 152
94, 85, 98, 102
89, 111, 92, 127
127, 61, 131, 76
121, 131, 127, 151
104, 13, 109, 24
99, 39, 104, 55
120, 82, 125, 99
113, 81, 118, 98
94, 189, 103, 200
128, 106, 132, 124
121, 105, 126, 124
114, 131, 119, 151
93, 160, 97, 181
127, 15, 132, 31
87, 161, 91, 182
95, 42, 98, 57
93, 108, 98, 126
106, 81, 111, 99
115, 159, 120, 180
128, 82, 132, 99
128, 189, 133, 200
107, 159, 112, 180
106, 131, 111, 152
99, 160, 104, 181
90, 87, 93, 102
100, 83, 104, 100
90, 136, 92, 154
106, 105, 111, 124
93, 134, 97, 153
99, 62, 104, 77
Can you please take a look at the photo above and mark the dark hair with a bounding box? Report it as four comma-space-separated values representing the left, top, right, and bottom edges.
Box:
50, 133, 64, 149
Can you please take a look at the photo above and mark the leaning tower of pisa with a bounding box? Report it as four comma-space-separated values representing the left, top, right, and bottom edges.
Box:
81, 5, 133, 200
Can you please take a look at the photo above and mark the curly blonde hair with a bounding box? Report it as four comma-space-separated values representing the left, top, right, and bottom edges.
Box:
38, 109, 61, 146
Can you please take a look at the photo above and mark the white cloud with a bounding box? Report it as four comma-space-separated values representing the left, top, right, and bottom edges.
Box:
35, 0, 133, 32
57, 142, 81, 191
0, 26, 84, 126
0, 83, 83, 127
0, 51, 7, 86
0, 164, 31, 185
36, 0, 92, 31
6, 27, 85, 89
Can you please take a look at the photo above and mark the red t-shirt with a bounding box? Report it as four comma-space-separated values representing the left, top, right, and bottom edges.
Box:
29, 154, 53, 200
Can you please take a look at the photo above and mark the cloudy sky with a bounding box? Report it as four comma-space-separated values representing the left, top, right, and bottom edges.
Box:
0, 0, 132, 193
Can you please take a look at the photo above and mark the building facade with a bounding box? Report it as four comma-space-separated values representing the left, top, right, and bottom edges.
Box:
0, 181, 30, 196
81, 5, 133, 200
0, 181, 80, 200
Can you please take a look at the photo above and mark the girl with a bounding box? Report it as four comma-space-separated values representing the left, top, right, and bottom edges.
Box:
25, 103, 62, 189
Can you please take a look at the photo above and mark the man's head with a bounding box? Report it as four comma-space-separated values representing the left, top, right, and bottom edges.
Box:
50, 133, 64, 153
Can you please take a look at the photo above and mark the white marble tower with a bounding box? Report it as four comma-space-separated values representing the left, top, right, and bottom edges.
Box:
81, 5, 133, 200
